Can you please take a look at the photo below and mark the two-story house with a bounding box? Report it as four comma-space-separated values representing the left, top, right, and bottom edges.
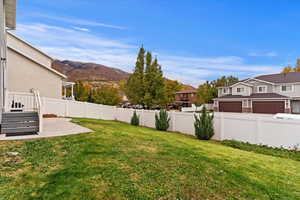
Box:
175, 89, 197, 107
213, 72, 300, 114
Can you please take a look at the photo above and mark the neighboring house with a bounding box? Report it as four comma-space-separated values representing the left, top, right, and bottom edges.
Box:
7, 32, 67, 99
214, 72, 300, 114
175, 89, 197, 107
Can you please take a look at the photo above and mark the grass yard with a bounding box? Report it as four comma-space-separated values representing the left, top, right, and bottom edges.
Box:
0, 118, 299, 200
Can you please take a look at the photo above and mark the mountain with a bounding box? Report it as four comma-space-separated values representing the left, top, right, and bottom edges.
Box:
52, 60, 195, 90
52, 60, 130, 82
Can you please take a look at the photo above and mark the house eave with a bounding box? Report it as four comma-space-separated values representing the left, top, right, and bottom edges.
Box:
4, 0, 16, 30
8, 46, 67, 79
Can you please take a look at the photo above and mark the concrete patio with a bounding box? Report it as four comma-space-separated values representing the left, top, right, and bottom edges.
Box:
0, 118, 92, 141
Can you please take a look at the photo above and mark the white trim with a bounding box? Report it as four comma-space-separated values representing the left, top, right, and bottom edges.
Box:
246, 78, 275, 85
7, 31, 53, 60
230, 82, 253, 88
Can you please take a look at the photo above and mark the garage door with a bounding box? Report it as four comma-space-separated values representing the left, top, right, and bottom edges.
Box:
219, 101, 242, 112
253, 101, 284, 114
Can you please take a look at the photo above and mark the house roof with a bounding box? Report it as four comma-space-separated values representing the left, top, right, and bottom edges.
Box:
255, 72, 300, 84
217, 93, 289, 99
4, 0, 16, 29
176, 89, 197, 94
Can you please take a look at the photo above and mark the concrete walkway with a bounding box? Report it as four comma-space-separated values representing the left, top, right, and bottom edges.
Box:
0, 118, 92, 141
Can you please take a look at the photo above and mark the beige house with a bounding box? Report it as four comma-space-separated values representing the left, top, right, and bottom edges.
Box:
7, 32, 67, 99
0, 0, 73, 135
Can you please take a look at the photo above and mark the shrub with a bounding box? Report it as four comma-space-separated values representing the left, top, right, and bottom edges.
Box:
155, 109, 170, 131
194, 106, 214, 140
130, 111, 140, 126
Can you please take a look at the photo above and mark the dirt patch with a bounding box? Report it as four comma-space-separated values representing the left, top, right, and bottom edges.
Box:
43, 114, 58, 118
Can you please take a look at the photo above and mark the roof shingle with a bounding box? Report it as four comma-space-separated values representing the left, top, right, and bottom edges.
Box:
255, 72, 300, 84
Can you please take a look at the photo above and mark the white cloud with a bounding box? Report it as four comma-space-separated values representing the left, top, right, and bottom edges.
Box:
248, 51, 278, 57
13, 23, 282, 87
72, 26, 90, 32
37, 14, 126, 30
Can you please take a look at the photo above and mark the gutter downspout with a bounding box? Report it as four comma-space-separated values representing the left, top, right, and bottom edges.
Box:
0, 0, 7, 119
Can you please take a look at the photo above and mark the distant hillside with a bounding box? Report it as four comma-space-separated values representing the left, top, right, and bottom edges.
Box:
52, 60, 130, 82
52, 60, 195, 90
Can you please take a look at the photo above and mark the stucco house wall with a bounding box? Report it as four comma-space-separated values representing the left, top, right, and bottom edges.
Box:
6, 32, 66, 99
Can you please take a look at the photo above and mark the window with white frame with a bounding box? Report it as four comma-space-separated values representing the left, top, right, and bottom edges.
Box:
257, 86, 267, 93
223, 88, 228, 94
281, 85, 293, 92
237, 87, 244, 93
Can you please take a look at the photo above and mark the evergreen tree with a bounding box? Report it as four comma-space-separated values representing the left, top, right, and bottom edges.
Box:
144, 55, 166, 108
125, 47, 166, 108
194, 106, 214, 140
155, 109, 170, 131
125, 47, 146, 105
130, 111, 140, 126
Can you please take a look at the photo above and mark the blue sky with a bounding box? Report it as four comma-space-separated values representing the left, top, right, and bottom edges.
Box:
14, 0, 300, 86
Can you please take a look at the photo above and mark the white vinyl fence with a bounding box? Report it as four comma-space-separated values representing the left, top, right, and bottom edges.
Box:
39, 97, 300, 150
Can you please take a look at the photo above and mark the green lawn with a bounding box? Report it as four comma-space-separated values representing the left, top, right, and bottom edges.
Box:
0, 118, 299, 200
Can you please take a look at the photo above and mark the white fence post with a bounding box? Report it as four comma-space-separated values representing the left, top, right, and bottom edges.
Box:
220, 112, 225, 140
64, 100, 69, 117
140, 109, 144, 126
256, 116, 262, 145
84, 102, 88, 118
171, 111, 176, 132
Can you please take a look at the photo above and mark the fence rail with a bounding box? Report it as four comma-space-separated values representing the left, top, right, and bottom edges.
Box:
5, 94, 300, 150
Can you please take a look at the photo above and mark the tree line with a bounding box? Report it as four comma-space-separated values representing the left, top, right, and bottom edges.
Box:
73, 81, 122, 106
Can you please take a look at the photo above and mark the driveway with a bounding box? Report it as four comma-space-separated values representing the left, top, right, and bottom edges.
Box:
0, 118, 92, 141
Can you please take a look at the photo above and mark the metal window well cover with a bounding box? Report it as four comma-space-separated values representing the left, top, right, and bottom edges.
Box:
274, 113, 300, 120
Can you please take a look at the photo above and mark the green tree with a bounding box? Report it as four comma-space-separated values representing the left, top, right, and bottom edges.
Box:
91, 86, 121, 106
162, 79, 182, 107
194, 106, 214, 140
196, 76, 238, 104
74, 81, 91, 102
125, 47, 146, 105
144, 55, 166, 108
196, 81, 216, 105
125, 47, 166, 108
155, 109, 170, 131
130, 111, 140, 126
